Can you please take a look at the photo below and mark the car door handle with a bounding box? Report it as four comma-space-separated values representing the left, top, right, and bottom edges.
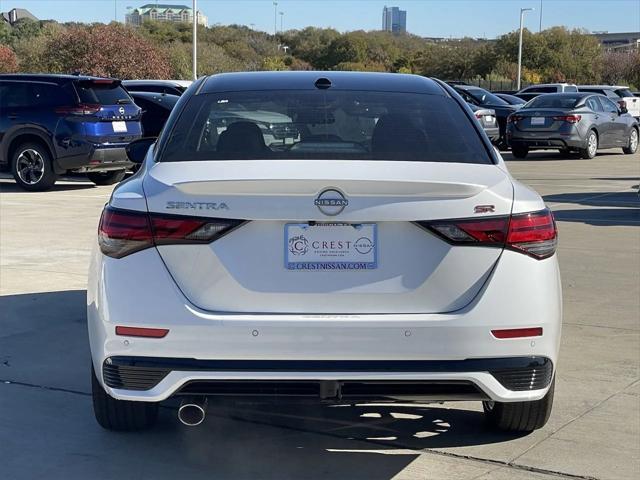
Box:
7, 113, 19, 120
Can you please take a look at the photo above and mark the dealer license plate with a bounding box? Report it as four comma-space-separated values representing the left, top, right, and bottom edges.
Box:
285, 223, 377, 271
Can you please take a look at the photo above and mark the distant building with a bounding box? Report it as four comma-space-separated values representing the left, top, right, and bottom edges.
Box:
1, 8, 38, 26
592, 31, 640, 51
382, 5, 406, 34
125, 4, 208, 27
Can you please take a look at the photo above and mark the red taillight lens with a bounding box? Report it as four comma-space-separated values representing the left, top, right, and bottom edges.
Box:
508, 114, 523, 123
552, 114, 581, 124
98, 208, 153, 259
55, 103, 101, 115
506, 209, 557, 259
417, 208, 557, 260
98, 207, 245, 258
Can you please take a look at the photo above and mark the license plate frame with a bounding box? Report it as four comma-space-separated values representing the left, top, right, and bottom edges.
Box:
285, 223, 378, 271
531, 116, 545, 126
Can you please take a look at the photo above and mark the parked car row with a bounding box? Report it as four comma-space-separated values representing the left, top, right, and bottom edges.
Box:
505, 92, 639, 159
1, 74, 637, 191
499, 82, 640, 119
0, 75, 186, 190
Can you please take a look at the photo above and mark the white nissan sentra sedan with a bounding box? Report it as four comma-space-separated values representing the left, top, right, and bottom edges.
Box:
88, 72, 561, 432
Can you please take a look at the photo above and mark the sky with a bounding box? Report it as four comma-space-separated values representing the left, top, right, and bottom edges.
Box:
0, 0, 638, 39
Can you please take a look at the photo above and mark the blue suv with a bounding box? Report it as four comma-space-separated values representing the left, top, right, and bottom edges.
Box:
0, 74, 142, 190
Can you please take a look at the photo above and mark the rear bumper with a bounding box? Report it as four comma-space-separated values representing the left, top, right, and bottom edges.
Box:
88, 246, 563, 404
507, 132, 585, 150
483, 126, 500, 142
102, 356, 553, 403
74, 146, 133, 172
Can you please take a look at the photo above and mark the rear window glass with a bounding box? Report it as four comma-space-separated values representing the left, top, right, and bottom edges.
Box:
524, 87, 557, 93
76, 81, 132, 105
459, 88, 508, 107
615, 88, 633, 98
527, 95, 580, 109
160, 90, 491, 164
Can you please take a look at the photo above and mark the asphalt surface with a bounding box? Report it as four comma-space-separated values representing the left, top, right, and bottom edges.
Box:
1, 149, 639, 480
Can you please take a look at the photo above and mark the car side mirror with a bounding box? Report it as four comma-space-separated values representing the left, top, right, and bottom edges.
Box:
126, 137, 156, 164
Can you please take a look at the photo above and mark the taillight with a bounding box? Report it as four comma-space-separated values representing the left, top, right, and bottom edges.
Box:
507, 114, 523, 123
506, 209, 557, 259
552, 114, 581, 124
98, 207, 245, 259
55, 103, 101, 115
417, 208, 557, 260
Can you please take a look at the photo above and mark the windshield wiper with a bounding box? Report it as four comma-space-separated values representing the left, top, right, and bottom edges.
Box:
116, 99, 132, 104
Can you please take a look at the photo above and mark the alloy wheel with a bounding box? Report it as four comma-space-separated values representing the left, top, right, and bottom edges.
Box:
16, 149, 45, 185
630, 129, 638, 152
587, 132, 597, 157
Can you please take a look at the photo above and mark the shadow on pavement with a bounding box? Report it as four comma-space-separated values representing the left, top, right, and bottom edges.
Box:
0, 289, 527, 479
543, 191, 639, 226
503, 149, 625, 162
552, 207, 639, 226
0, 178, 96, 192
544, 191, 639, 207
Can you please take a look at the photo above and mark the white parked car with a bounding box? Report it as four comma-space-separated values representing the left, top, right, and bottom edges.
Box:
516, 83, 578, 102
578, 85, 640, 119
88, 72, 561, 433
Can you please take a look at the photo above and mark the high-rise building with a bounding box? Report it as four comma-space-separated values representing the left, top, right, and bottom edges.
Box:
382, 6, 406, 34
125, 4, 208, 27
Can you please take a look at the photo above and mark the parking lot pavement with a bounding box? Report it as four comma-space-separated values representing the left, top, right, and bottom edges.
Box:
0, 149, 638, 480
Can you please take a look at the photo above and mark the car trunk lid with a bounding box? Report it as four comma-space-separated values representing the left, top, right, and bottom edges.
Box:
141, 160, 514, 314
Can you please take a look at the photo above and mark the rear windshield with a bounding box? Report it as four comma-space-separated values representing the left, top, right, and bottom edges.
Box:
615, 88, 634, 98
523, 86, 557, 93
161, 90, 491, 164
461, 88, 508, 107
75, 81, 132, 105
526, 95, 580, 109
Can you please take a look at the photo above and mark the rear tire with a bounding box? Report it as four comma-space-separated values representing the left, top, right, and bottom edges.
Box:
622, 128, 638, 155
580, 130, 598, 159
91, 364, 158, 431
511, 146, 529, 159
11, 142, 57, 191
483, 378, 555, 432
87, 170, 126, 186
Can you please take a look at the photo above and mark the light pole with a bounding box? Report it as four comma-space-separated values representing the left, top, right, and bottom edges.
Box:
539, 0, 543, 32
517, 7, 534, 91
192, 0, 197, 80
279, 11, 284, 33
273, 1, 278, 35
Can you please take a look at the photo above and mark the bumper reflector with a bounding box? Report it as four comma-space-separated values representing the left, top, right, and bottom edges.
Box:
492, 327, 543, 339
115, 326, 169, 338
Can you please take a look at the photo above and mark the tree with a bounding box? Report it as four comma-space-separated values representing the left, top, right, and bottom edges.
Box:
0, 45, 18, 73
322, 34, 368, 69
0, 21, 12, 45
42, 23, 171, 78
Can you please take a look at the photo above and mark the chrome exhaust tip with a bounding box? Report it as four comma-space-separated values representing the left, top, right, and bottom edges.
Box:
178, 397, 207, 426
